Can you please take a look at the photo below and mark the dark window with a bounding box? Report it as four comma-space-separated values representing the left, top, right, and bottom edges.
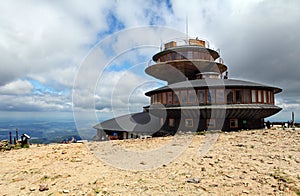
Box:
185, 119, 193, 127
169, 118, 175, 127
243, 89, 250, 103
167, 92, 172, 104
235, 90, 242, 103
181, 90, 187, 104
187, 51, 193, 59
162, 93, 167, 104
226, 89, 233, 103
188, 90, 197, 103
208, 89, 215, 103
173, 91, 179, 104
216, 89, 224, 103
198, 90, 205, 104
230, 119, 238, 128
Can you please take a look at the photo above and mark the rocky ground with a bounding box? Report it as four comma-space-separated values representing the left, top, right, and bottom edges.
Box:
0, 128, 299, 195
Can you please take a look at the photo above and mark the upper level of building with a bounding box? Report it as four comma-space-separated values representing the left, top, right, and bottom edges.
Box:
145, 38, 228, 84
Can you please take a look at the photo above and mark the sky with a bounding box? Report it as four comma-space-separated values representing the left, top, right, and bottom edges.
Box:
0, 0, 300, 124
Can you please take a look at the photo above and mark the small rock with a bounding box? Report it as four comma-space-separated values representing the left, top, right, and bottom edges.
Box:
140, 161, 146, 165
203, 155, 213, 158
29, 187, 36, 191
242, 190, 249, 194
20, 186, 26, 190
187, 178, 199, 183
39, 184, 49, 191
63, 189, 70, 193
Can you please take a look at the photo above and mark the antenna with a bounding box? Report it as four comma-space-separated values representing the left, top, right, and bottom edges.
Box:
185, 15, 189, 44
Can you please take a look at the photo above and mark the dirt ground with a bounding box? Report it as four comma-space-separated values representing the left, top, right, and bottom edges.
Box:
0, 128, 299, 195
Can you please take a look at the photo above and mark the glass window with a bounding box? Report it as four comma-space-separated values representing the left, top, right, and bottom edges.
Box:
176, 52, 180, 60
226, 89, 233, 104
235, 90, 242, 103
160, 118, 164, 126
207, 119, 216, 128
263, 91, 267, 103
268, 91, 271, 103
216, 89, 224, 103
167, 92, 172, 104
157, 93, 161, 103
193, 51, 198, 59
167, 53, 171, 61
182, 51, 187, 59
251, 90, 257, 103
181, 90, 187, 104
198, 90, 205, 104
173, 91, 179, 104
270, 92, 274, 104
187, 51, 193, 59
258, 90, 262, 102
169, 118, 175, 127
188, 90, 197, 103
244, 89, 250, 103
230, 119, 238, 128
172, 52, 176, 60
208, 89, 215, 103
162, 93, 167, 104
185, 119, 193, 127
154, 94, 157, 103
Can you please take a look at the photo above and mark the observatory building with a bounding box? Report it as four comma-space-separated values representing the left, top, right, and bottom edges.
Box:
94, 37, 282, 140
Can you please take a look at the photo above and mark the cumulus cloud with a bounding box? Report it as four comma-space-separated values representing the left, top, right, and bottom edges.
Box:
0, 80, 33, 95
0, 0, 299, 121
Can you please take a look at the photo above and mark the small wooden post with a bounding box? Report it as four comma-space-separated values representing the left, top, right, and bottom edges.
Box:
9, 132, 12, 144
15, 129, 18, 141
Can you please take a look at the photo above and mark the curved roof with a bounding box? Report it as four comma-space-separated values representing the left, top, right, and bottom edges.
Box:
152, 46, 220, 61
145, 78, 282, 96
93, 112, 162, 134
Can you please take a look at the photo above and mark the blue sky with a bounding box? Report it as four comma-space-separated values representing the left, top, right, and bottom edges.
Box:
0, 0, 300, 123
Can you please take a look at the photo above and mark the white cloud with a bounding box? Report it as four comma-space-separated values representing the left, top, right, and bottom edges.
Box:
0, 0, 299, 122
0, 80, 33, 95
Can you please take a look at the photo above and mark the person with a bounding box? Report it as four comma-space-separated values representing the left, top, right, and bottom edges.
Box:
266, 121, 271, 129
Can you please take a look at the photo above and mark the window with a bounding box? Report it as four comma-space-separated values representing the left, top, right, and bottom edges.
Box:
181, 90, 187, 104
206, 119, 216, 128
185, 119, 193, 127
188, 90, 197, 103
157, 93, 161, 103
230, 119, 238, 128
154, 94, 158, 103
198, 90, 205, 104
169, 118, 175, 127
160, 118, 164, 126
167, 92, 173, 104
258, 90, 262, 102
208, 89, 215, 103
267, 91, 271, 104
216, 89, 224, 103
173, 91, 179, 104
235, 90, 242, 103
193, 51, 199, 59
177, 52, 181, 60
226, 89, 233, 103
251, 90, 257, 103
263, 91, 267, 103
244, 89, 250, 103
162, 92, 167, 104
187, 51, 193, 59
167, 53, 171, 61
172, 52, 176, 60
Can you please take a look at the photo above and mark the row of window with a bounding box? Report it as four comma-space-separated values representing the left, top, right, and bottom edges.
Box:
157, 50, 214, 62
151, 89, 274, 105
160, 118, 239, 129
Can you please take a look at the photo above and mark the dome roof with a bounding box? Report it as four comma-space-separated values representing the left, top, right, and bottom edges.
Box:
145, 78, 282, 96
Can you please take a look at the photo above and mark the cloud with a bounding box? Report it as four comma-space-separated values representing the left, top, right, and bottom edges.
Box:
0, 80, 33, 95
0, 0, 299, 122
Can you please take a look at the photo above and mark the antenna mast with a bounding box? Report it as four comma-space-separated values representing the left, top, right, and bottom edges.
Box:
185, 15, 189, 43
